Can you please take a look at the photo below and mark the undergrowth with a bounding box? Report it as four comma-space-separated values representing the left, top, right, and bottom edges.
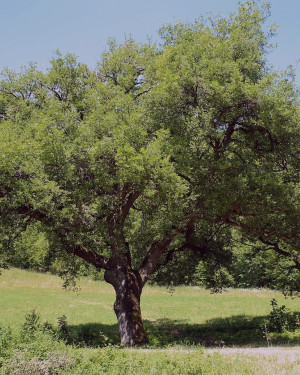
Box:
0, 306, 299, 374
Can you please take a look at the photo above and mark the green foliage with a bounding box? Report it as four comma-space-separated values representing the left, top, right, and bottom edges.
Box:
0, 311, 73, 374
150, 224, 235, 291
71, 324, 112, 348
263, 299, 300, 333
57, 315, 69, 341
8, 224, 50, 272
18, 309, 111, 349
62, 346, 300, 375
231, 245, 300, 293
0, 325, 12, 362
150, 250, 203, 286
0, 1, 300, 344
20, 309, 40, 341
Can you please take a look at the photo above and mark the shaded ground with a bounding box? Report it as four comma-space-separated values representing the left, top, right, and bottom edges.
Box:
67, 313, 300, 348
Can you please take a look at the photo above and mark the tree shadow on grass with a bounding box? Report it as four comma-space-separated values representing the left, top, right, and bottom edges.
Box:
67, 322, 120, 347
146, 316, 269, 347
67, 313, 300, 348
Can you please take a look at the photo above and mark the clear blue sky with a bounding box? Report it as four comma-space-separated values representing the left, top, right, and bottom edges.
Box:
1, 0, 299, 83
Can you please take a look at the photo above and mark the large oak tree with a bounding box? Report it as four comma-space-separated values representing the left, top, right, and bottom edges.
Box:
1, 1, 300, 346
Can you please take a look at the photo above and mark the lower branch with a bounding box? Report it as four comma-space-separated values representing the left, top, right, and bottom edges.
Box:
66, 244, 110, 270
138, 235, 174, 286
259, 237, 300, 271
138, 216, 199, 285
157, 241, 209, 270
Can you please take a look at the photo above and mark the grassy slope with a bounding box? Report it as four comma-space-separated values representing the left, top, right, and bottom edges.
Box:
0, 269, 300, 374
0, 268, 299, 346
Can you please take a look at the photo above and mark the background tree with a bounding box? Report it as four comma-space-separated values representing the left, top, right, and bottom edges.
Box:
0, 1, 299, 346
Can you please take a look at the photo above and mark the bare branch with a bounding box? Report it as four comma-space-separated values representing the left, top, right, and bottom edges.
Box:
259, 237, 300, 271
134, 88, 151, 99
121, 190, 141, 224
176, 172, 191, 183
66, 244, 110, 270
16, 206, 48, 222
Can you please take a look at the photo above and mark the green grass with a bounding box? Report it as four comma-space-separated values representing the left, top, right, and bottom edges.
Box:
61, 346, 300, 375
0, 268, 115, 327
0, 268, 300, 374
0, 268, 299, 347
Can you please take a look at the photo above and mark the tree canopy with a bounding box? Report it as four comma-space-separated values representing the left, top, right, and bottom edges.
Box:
0, 0, 299, 346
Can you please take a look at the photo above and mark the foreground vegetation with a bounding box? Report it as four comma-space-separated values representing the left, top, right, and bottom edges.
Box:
0, 269, 299, 374
2, 342, 300, 375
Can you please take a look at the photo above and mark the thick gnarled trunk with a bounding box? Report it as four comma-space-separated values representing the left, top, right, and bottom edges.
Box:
104, 259, 148, 346
113, 280, 148, 346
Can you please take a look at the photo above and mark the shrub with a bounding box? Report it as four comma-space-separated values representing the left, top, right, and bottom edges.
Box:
20, 309, 40, 340
264, 299, 299, 333
0, 324, 13, 361
57, 315, 69, 342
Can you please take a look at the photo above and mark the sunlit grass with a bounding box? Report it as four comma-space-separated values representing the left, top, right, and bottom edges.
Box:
0, 268, 299, 347
0, 268, 300, 374
0, 268, 115, 328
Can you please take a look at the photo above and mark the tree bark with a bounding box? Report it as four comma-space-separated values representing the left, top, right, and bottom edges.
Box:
104, 256, 148, 347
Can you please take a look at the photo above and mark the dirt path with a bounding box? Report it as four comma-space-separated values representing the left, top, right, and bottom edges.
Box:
137, 347, 300, 362
205, 347, 300, 362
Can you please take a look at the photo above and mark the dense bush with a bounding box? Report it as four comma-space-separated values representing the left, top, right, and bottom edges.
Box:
263, 299, 300, 333
8, 224, 51, 272
0, 317, 73, 374
0, 325, 12, 363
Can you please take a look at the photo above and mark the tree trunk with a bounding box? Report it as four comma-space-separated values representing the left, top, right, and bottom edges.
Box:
104, 258, 148, 347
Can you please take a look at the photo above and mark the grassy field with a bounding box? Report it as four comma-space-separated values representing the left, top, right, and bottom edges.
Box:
0, 268, 299, 374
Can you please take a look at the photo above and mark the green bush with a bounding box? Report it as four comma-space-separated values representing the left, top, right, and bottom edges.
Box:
20, 309, 41, 341
9, 224, 51, 272
0, 311, 74, 374
57, 315, 70, 342
230, 240, 300, 294
264, 299, 299, 333
0, 325, 13, 362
